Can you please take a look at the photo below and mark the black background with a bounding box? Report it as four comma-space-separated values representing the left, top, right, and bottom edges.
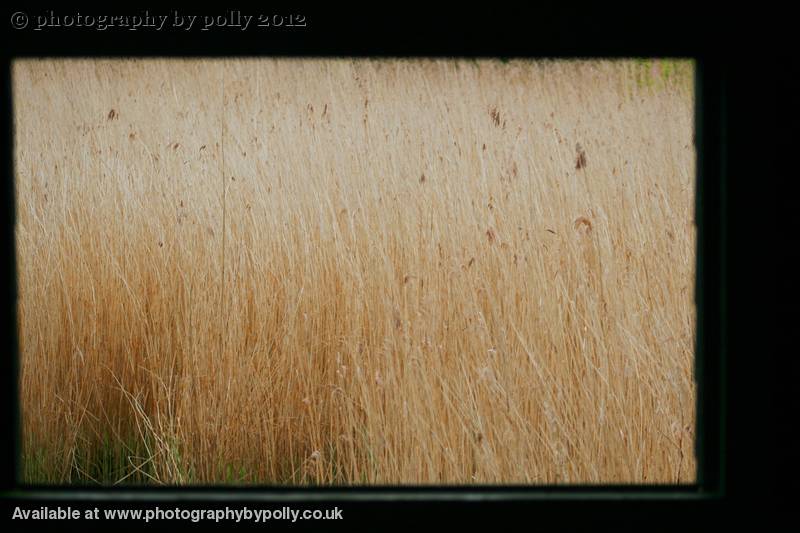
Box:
0, 5, 793, 532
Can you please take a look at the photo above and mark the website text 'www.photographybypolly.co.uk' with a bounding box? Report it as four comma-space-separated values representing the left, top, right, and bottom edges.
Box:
12, 505, 343, 523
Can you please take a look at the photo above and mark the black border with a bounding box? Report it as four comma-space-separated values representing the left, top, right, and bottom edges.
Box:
1, 6, 788, 531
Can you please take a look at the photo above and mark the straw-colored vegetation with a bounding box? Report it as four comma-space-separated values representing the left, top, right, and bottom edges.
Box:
14, 58, 696, 485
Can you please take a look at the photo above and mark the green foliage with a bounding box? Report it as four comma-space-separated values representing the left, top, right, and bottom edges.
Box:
633, 58, 693, 91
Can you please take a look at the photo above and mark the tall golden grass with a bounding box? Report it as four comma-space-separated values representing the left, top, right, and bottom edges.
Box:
14, 58, 696, 485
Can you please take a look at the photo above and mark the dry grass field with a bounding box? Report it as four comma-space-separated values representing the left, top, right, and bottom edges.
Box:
13, 58, 696, 485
